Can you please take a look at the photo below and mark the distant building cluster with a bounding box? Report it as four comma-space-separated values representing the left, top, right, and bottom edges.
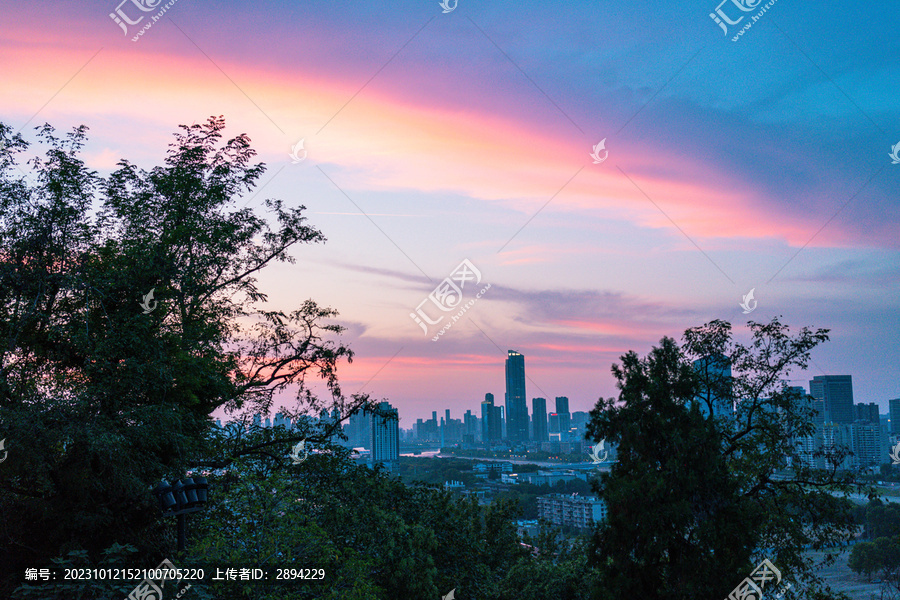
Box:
221, 349, 610, 467
214, 351, 895, 492
399, 350, 602, 456
216, 401, 401, 471
688, 358, 896, 471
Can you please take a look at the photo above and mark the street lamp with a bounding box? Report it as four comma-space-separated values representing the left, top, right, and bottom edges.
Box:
153, 476, 209, 551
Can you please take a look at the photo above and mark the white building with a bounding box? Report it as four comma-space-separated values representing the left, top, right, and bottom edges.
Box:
537, 493, 607, 529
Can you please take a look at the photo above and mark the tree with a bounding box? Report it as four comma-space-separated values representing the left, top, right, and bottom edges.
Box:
0, 118, 363, 596
184, 423, 526, 599
499, 522, 598, 600
849, 541, 879, 581
586, 318, 861, 600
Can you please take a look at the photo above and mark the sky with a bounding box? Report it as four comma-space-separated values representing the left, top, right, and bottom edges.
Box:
1, 0, 898, 425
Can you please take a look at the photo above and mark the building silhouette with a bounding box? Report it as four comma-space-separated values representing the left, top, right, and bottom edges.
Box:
481, 393, 502, 444
692, 354, 733, 418
532, 397, 548, 442
855, 402, 879, 424
810, 375, 854, 424
345, 409, 372, 448
505, 350, 528, 443
555, 396, 570, 440
889, 398, 900, 434
548, 413, 560, 441
371, 401, 399, 469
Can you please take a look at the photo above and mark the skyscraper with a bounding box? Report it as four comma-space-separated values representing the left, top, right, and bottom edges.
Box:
481, 394, 493, 442
481, 393, 502, 444
371, 401, 399, 467
505, 350, 528, 442
692, 354, 733, 418
787, 386, 820, 469
548, 413, 560, 441
555, 396, 570, 440
855, 402, 879, 424
532, 397, 548, 442
810, 375, 854, 424
889, 398, 900, 434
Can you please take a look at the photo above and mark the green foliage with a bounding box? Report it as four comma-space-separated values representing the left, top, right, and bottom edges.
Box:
187, 432, 526, 599
499, 522, 598, 599
866, 503, 900, 539
848, 535, 900, 585
0, 118, 355, 595
586, 318, 858, 600
848, 541, 879, 581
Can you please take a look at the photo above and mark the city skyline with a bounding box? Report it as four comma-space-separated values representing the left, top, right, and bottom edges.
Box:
1, 0, 897, 426
4, 0, 899, 595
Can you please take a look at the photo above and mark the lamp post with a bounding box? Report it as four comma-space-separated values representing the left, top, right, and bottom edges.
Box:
153, 476, 209, 551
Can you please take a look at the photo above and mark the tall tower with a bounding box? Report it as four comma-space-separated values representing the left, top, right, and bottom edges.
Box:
555, 396, 570, 440
532, 397, 548, 442
505, 350, 528, 443
889, 398, 900, 434
371, 401, 399, 468
693, 354, 733, 418
481, 393, 494, 443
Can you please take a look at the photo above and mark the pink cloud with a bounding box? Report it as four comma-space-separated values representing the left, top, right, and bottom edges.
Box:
0, 17, 859, 254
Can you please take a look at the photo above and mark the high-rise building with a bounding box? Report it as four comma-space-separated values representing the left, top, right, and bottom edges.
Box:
851, 423, 881, 468
855, 403, 880, 424
481, 393, 502, 444
889, 399, 900, 434
786, 385, 826, 469
810, 375, 854, 424
555, 397, 570, 441
345, 409, 373, 448
464, 410, 477, 437
371, 401, 399, 468
548, 413, 560, 441
505, 350, 528, 442
532, 397, 548, 442
481, 394, 493, 442
692, 354, 733, 418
